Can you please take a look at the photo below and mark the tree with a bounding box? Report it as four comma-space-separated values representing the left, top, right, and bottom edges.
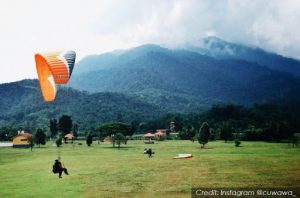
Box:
111, 133, 126, 149
290, 135, 299, 148
98, 122, 133, 137
172, 116, 184, 132
198, 122, 210, 148
235, 140, 241, 147
73, 123, 79, 138
220, 121, 233, 143
187, 126, 197, 142
234, 132, 242, 147
264, 119, 292, 142
86, 133, 93, 146
98, 130, 105, 143
50, 119, 58, 139
34, 128, 46, 148
59, 115, 73, 142
56, 137, 62, 147
28, 136, 34, 151
209, 129, 216, 141
0, 126, 18, 141
0, 127, 10, 141
178, 126, 196, 141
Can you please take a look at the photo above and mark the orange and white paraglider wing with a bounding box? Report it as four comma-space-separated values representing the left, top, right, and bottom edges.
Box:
35, 53, 57, 102
43, 50, 76, 84
35, 50, 76, 102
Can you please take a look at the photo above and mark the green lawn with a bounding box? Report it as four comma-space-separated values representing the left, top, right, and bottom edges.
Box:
0, 140, 299, 198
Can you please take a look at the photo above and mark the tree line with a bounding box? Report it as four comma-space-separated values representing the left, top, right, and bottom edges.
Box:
0, 103, 299, 144
136, 103, 300, 142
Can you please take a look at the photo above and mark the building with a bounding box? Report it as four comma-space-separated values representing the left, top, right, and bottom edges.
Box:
13, 132, 32, 148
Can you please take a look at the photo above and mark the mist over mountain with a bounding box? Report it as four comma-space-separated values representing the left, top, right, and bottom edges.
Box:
186, 37, 300, 77
69, 38, 300, 111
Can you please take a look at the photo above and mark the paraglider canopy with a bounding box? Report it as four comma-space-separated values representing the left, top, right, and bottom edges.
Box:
173, 154, 193, 159
35, 50, 76, 102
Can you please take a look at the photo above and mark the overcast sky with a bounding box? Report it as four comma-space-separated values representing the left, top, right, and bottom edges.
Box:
0, 0, 299, 83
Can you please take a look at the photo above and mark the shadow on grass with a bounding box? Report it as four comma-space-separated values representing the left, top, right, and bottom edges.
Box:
101, 146, 136, 150
31, 146, 48, 149
197, 147, 214, 150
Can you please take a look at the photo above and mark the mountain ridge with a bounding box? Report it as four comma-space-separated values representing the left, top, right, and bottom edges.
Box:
69, 38, 300, 111
185, 36, 300, 76
1, 37, 300, 131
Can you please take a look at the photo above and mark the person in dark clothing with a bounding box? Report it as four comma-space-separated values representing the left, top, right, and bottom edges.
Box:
148, 148, 152, 157
144, 148, 154, 158
52, 159, 69, 178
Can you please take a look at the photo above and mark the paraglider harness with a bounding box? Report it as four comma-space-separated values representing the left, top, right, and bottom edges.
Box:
53, 146, 61, 174
52, 159, 69, 178
52, 160, 62, 174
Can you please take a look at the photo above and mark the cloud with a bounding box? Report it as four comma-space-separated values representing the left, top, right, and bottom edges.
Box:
0, 0, 299, 83
250, 0, 300, 57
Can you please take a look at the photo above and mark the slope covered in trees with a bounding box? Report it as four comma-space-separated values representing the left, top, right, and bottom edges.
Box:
69, 41, 300, 112
0, 79, 161, 132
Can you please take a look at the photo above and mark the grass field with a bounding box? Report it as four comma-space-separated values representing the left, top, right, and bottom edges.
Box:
0, 140, 299, 198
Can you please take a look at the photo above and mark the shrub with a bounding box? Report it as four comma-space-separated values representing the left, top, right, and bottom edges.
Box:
56, 137, 62, 147
198, 122, 210, 148
235, 140, 241, 147
86, 133, 93, 146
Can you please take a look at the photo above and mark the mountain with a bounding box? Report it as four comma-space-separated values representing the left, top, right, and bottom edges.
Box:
69, 42, 300, 112
0, 79, 161, 131
186, 36, 300, 77
1, 37, 300, 131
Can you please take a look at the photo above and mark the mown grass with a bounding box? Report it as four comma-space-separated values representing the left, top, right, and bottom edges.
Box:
0, 140, 299, 198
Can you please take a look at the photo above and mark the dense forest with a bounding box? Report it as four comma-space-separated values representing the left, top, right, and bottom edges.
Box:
0, 79, 161, 131
1, 103, 299, 142
139, 103, 300, 142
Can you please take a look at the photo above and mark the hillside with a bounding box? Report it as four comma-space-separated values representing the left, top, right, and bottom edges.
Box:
0, 80, 161, 131
1, 38, 300, 131
69, 41, 300, 112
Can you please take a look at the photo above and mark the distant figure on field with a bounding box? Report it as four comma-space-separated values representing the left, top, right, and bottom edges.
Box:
52, 159, 69, 178
144, 148, 154, 158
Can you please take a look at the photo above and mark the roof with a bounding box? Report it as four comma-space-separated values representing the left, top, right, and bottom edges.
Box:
15, 133, 32, 139
64, 133, 75, 139
155, 131, 165, 136
144, 133, 155, 137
